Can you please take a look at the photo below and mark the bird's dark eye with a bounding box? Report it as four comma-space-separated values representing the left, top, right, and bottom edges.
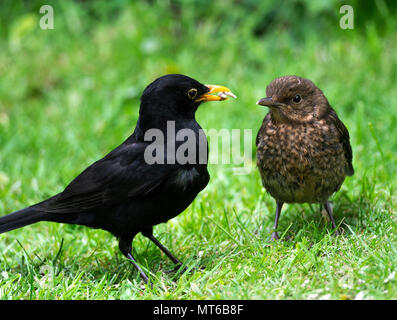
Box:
292, 94, 301, 103
187, 88, 198, 100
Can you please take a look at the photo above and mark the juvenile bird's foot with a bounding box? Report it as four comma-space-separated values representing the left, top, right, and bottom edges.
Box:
270, 232, 280, 241
323, 201, 342, 238
269, 201, 283, 241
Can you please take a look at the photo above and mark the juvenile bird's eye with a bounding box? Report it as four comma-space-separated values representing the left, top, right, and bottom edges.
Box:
187, 88, 198, 100
292, 94, 301, 103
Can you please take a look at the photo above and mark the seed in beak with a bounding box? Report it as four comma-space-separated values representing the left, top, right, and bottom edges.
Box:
218, 91, 237, 100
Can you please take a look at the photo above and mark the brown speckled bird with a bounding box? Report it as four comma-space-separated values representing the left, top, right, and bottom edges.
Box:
256, 75, 354, 240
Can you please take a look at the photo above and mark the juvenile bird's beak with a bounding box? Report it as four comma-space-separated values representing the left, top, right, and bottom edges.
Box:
196, 85, 237, 102
256, 97, 283, 108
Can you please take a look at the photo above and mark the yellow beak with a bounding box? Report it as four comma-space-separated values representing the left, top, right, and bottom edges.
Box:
195, 85, 237, 102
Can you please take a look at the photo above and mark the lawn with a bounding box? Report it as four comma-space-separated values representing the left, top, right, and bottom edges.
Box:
0, 1, 396, 299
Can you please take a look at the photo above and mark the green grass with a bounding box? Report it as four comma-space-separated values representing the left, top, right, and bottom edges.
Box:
0, 1, 396, 299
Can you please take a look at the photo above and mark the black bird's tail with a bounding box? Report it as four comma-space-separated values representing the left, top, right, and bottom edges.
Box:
0, 206, 49, 234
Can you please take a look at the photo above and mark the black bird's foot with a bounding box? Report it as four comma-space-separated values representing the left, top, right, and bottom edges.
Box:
125, 252, 152, 286
165, 263, 189, 275
165, 263, 205, 277
119, 236, 153, 287
145, 233, 185, 266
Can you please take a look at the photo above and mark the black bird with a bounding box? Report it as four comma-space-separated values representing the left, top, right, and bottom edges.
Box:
256, 75, 353, 240
0, 74, 236, 283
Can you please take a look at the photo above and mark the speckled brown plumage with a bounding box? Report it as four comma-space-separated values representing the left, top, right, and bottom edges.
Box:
256, 75, 353, 240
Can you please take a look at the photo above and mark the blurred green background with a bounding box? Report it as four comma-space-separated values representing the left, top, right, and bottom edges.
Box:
0, 0, 396, 299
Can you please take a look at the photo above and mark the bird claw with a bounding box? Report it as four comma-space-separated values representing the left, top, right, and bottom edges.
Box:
165, 263, 205, 276
270, 232, 280, 241
164, 264, 189, 275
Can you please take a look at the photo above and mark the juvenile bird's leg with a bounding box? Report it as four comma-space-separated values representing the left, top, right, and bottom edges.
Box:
142, 231, 187, 273
119, 236, 150, 284
271, 201, 284, 240
323, 200, 340, 236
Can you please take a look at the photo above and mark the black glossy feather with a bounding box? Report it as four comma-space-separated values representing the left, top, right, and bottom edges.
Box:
40, 140, 177, 213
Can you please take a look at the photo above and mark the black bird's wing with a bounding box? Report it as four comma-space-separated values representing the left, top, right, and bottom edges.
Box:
41, 141, 177, 213
328, 108, 354, 176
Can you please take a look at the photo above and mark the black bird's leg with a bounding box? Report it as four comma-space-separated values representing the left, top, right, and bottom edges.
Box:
271, 201, 284, 240
118, 236, 150, 284
142, 230, 186, 272
323, 200, 340, 236
148, 235, 183, 266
